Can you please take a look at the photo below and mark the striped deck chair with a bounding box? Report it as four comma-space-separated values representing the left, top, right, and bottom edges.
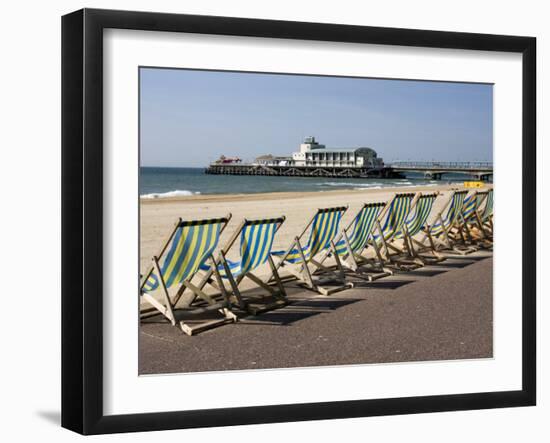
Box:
327, 202, 393, 281
386, 192, 443, 267
372, 192, 418, 265
476, 188, 493, 240
201, 217, 288, 315
418, 190, 475, 255
460, 188, 493, 247
140, 215, 237, 336
271, 207, 353, 295
452, 190, 487, 247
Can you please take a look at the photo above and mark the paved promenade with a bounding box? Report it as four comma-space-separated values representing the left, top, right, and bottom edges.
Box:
140, 252, 493, 374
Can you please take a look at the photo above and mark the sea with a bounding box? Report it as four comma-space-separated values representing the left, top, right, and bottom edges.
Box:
140, 167, 482, 198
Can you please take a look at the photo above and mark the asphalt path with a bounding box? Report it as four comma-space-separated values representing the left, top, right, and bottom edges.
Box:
140, 252, 493, 374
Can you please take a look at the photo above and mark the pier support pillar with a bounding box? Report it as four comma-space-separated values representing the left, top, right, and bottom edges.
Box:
424, 172, 442, 180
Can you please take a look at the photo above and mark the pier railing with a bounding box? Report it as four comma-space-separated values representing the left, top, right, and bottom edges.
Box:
389, 161, 493, 171
205, 163, 390, 178
204, 161, 493, 180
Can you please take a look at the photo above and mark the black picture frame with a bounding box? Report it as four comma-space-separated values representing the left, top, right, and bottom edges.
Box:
61, 8, 536, 435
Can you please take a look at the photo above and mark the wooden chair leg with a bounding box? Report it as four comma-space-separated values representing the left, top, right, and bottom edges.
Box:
268, 255, 287, 298
342, 232, 359, 271
330, 240, 346, 281
153, 257, 176, 325
426, 228, 440, 255
295, 237, 315, 289
437, 216, 453, 249
378, 225, 391, 260
370, 237, 387, 270
141, 293, 173, 322
219, 256, 246, 310
210, 268, 233, 311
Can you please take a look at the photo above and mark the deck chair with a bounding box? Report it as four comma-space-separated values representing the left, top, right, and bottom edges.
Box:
371, 192, 418, 268
140, 215, 237, 336
417, 190, 475, 255
453, 190, 487, 247
271, 206, 353, 295
388, 192, 443, 267
201, 217, 288, 315
328, 202, 393, 281
475, 188, 493, 241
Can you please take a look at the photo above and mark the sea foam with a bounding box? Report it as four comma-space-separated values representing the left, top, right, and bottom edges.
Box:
320, 182, 386, 188
140, 190, 200, 199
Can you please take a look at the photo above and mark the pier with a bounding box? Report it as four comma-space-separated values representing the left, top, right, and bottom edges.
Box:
204, 161, 493, 180
204, 163, 395, 178
205, 137, 493, 181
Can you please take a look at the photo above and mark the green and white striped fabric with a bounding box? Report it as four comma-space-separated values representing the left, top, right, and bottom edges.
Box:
334, 203, 385, 257
373, 193, 415, 242
396, 193, 437, 238
430, 191, 468, 236
271, 207, 346, 264
481, 189, 493, 221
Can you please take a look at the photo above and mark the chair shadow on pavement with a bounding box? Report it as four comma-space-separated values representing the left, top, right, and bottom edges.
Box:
437, 260, 477, 269
236, 297, 363, 326
141, 254, 492, 331
142, 287, 363, 328
352, 279, 414, 290
403, 268, 447, 277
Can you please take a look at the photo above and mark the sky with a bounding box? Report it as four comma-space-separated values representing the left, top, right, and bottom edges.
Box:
140, 68, 493, 167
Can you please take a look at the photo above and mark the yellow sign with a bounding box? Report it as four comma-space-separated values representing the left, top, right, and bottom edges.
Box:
464, 181, 484, 188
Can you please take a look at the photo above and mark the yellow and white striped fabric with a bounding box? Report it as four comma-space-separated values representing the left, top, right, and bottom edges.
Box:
141, 218, 225, 293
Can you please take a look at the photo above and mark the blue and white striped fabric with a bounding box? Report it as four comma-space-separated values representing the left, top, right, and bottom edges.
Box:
271, 207, 346, 265
430, 191, 468, 236
334, 203, 385, 257
141, 218, 225, 293
205, 219, 282, 279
